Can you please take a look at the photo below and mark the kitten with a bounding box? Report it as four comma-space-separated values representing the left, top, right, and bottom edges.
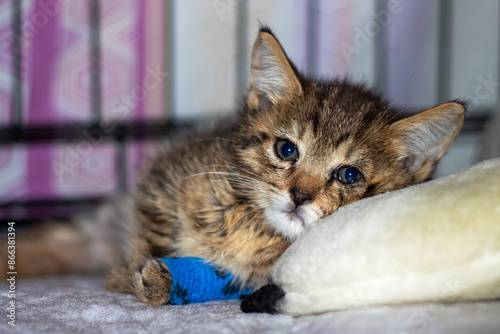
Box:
106, 27, 465, 305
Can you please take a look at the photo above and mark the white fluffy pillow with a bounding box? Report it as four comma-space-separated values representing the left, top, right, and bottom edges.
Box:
269, 158, 500, 316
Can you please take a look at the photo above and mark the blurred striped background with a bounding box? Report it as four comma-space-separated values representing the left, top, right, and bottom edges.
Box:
0, 0, 499, 221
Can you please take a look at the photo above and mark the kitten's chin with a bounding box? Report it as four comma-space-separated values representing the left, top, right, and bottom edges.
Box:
264, 206, 318, 241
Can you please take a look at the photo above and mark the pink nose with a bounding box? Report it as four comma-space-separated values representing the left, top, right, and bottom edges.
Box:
290, 188, 312, 207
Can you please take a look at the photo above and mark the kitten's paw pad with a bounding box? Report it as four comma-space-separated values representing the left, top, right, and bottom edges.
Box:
133, 259, 173, 306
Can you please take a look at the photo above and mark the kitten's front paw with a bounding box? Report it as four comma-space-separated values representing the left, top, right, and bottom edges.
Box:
133, 259, 173, 306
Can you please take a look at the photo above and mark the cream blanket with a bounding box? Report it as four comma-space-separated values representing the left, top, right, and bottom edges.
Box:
272, 158, 500, 316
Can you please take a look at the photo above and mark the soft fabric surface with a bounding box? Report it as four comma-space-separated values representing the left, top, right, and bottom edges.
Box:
272, 158, 500, 316
1, 274, 500, 333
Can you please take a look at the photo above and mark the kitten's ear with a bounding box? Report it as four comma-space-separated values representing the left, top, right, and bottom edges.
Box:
390, 102, 465, 174
247, 29, 303, 109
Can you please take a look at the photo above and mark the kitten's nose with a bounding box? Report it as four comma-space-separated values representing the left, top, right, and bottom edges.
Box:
290, 188, 312, 207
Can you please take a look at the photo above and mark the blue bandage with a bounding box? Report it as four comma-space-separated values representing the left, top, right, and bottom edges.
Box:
158, 257, 253, 305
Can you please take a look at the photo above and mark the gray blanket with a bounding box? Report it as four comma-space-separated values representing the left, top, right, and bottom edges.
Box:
1, 275, 499, 334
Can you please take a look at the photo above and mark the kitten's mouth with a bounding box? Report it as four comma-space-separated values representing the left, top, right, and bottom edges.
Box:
287, 209, 306, 227
262, 193, 320, 240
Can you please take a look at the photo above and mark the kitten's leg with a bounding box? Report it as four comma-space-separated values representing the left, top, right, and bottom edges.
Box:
106, 232, 175, 304
107, 243, 175, 306
132, 258, 173, 305
106, 233, 152, 294
106, 191, 179, 304
126, 221, 177, 305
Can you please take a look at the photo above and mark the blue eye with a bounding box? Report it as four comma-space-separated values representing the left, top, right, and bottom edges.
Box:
334, 166, 362, 184
275, 140, 298, 161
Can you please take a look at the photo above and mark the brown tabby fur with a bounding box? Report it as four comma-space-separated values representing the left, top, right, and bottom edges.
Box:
104, 27, 465, 306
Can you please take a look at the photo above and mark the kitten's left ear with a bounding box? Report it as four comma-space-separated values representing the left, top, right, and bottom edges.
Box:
390, 102, 465, 174
247, 29, 303, 109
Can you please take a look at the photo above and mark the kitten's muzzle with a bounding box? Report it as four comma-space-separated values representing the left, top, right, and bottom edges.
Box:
290, 188, 312, 207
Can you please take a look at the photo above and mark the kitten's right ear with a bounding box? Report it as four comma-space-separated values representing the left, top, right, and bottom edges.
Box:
247, 29, 303, 110
390, 102, 465, 178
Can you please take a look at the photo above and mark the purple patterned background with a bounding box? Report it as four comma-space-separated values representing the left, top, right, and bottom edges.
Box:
0, 0, 166, 220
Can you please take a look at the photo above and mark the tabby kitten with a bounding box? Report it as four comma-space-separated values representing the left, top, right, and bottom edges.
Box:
106, 27, 465, 305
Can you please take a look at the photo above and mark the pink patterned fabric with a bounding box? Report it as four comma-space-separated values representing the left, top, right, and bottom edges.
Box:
0, 0, 165, 220
0, 0, 14, 125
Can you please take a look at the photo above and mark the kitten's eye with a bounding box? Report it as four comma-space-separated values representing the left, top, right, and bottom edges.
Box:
333, 166, 362, 184
275, 140, 299, 161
